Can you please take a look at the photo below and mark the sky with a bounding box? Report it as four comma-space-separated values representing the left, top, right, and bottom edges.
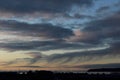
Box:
0, 0, 120, 71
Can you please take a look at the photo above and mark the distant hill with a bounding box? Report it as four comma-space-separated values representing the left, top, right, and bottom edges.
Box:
88, 68, 120, 72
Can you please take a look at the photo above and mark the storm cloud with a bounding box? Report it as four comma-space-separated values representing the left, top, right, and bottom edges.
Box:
68, 11, 120, 44
0, 20, 74, 39
0, 0, 93, 13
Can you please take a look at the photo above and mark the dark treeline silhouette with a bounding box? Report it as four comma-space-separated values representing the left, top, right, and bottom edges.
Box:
0, 70, 120, 80
88, 68, 120, 72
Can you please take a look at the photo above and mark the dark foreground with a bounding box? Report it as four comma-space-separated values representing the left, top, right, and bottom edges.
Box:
0, 71, 120, 80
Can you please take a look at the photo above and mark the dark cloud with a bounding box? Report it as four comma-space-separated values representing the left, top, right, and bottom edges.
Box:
47, 49, 110, 64
27, 52, 45, 64
4, 52, 46, 66
0, 20, 73, 39
62, 13, 95, 19
4, 52, 46, 65
84, 12, 120, 32
16, 66, 43, 68
96, 6, 110, 13
46, 42, 120, 64
80, 63, 120, 69
73, 14, 95, 19
80, 11, 120, 44
0, 20, 81, 52
0, 42, 39, 51
0, 40, 95, 51
0, 0, 93, 13
108, 42, 120, 54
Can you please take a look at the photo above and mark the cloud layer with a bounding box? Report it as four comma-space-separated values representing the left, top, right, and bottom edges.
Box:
0, 0, 120, 71
0, 0, 93, 13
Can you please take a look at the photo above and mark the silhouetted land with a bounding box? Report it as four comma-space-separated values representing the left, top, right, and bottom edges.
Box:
0, 69, 120, 80
88, 68, 120, 72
